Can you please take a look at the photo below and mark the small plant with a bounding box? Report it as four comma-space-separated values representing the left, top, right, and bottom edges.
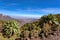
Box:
2, 20, 20, 38
31, 30, 39, 38
23, 30, 30, 37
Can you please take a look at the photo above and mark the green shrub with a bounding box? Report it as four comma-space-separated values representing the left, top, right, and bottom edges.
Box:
30, 29, 40, 38
2, 20, 20, 38
38, 14, 59, 37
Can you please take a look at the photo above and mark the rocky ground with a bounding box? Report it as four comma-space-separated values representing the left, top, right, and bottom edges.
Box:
15, 24, 60, 40
15, 30, 60, 40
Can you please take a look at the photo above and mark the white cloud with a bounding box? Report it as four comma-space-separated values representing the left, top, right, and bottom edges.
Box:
41, 8, 60, 14
0, 8, 60, 18
16, 8, 60, 14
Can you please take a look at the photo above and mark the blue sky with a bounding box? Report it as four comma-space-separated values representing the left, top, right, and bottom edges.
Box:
0, 0, 60, 18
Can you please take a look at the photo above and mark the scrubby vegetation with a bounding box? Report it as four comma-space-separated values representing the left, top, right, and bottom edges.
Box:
19, 14, 60, 40
2, 20, 20, 38
0, 20, 20, 40
0, 14, 60, 40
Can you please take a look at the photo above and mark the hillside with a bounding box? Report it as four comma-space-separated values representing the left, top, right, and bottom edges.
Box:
15, 17, 37, 26
0, 14, 15, 21
19, 14, 60, 40
0, 14, 60, 40
0, 14, 37, 26
32, 14, 60, 26
0, 14, 38, 40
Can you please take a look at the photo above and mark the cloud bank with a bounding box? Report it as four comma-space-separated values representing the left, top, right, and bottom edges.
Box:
0, 8, 60, 18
